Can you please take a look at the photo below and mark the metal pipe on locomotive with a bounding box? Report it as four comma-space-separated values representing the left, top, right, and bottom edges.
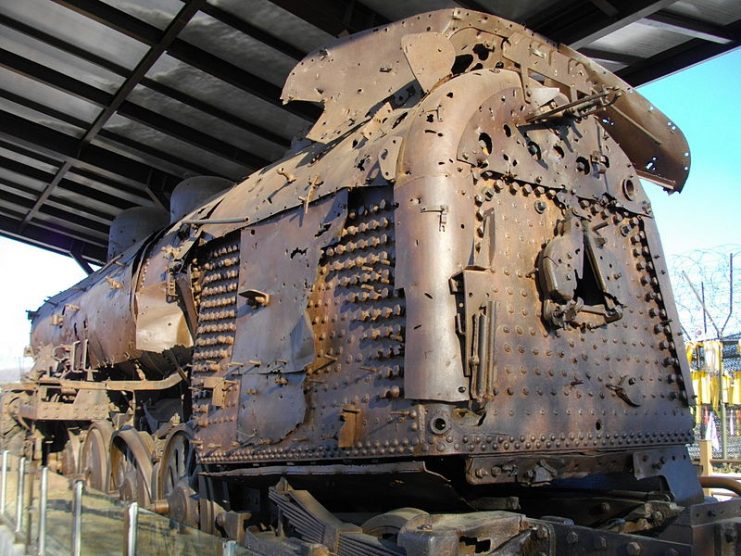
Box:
2, 9, 738, 555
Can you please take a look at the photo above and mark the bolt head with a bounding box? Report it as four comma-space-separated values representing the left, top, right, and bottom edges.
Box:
534, 526, 548, 540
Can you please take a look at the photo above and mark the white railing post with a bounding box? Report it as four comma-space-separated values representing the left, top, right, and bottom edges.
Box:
71, 479, 83, 556
37, 466, 48, 556
0, 450, 7, 516
14, 456, 25, 534
123, 501, 139, 556
223, 539, 237, 556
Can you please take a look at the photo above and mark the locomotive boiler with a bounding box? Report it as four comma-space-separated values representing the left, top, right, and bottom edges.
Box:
2, 8, 738, 555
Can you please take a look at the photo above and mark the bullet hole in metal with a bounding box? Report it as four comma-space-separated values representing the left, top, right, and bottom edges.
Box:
431, 417, 449, 434
452, 54, 473, 75
392, 112, 408, 127
527, 141, 541, 160
623, 178, 636, 201
576, 156, 590, 175
479, 133, 492, 155
472, 43, 490, 61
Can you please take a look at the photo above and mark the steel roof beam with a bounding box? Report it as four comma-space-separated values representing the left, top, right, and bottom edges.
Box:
120, 102, 267, 169
0, 110, 160, 200
35, 204, 110, 238
1, 178, 115, 225
0, 12, 291, 147
142, 80, 291, 147
644, 10, 737, 44
0, 188, 33, 211
0, 86, 222, 178
20, 161, 72, 229
0, 12, 125, 76
49, 0, 319, 122
0, 138, 60, 168
78, 0, 207, 148
0, 224, 106, 265
195, 2, 306, 60
0, 86, 87, 133
266, 0, 389, 36
6, 169, 117, 233
578, 47, 644, 65
55, 179, 138, 212
0, 95, 217, 205
530, 0, 678, 49
33, 221, 108, 248
588, 0, 619, 17
46, 199, 112, 227
0, 152, 141, 210
0, 217, 108, 264
162, 40, 318, 120
0, 153, 62, 185
0, 48, 268, 170
68, 166, 148, 196
0, 134, 162, 208
0, 47, 108, 103
69, 243, 95, 274
618, 19, 741, 86
95, 131, 216, 177
452, 1, 492, 14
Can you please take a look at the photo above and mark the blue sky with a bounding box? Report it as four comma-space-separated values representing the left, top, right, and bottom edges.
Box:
641, 48, 741, 256
0, 47, 739, 371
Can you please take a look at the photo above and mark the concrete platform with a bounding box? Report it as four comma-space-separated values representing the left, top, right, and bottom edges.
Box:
0, 524, 24, 556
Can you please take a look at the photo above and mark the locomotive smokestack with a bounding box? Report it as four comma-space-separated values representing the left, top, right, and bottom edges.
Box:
107, 206, 169, 261
169, 176, 233, 224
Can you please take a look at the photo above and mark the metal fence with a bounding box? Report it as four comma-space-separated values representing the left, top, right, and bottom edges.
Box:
0, 450, 247, 556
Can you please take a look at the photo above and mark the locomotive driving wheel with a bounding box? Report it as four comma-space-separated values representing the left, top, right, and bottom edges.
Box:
156, 425, 200, 529
110, 427, 155, 505
0, 392, 29, 455
79, 421, 113, 492
60, 429, 82, 477
362, 508, 428, 541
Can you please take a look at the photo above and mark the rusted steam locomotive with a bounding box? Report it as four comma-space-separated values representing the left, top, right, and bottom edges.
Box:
2, 9, 738, 555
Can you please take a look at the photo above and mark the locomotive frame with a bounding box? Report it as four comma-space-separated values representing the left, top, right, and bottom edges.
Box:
2, 9, 739, 555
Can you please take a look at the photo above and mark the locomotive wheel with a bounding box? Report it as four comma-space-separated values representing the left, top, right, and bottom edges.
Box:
60, 433, 81, 477
0, 393, 29, 455
156, 426, 200, 528
0, 420, 26, 456
79, 421, 113, 492
362, 508, 428, 540
110, 427, 155, 505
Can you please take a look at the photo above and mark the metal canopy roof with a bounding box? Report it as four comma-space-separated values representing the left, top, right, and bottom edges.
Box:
0, 0, 739, 269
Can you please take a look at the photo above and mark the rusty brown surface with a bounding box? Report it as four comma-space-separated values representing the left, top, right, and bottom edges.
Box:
29, 246, 141, 369
6, 7, 725, 554
22, 2, 695, 475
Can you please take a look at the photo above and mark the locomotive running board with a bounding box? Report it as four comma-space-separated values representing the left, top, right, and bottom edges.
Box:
204, 460, 433, 478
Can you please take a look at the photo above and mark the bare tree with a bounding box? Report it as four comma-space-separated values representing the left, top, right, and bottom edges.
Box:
668, 245, 740, 341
